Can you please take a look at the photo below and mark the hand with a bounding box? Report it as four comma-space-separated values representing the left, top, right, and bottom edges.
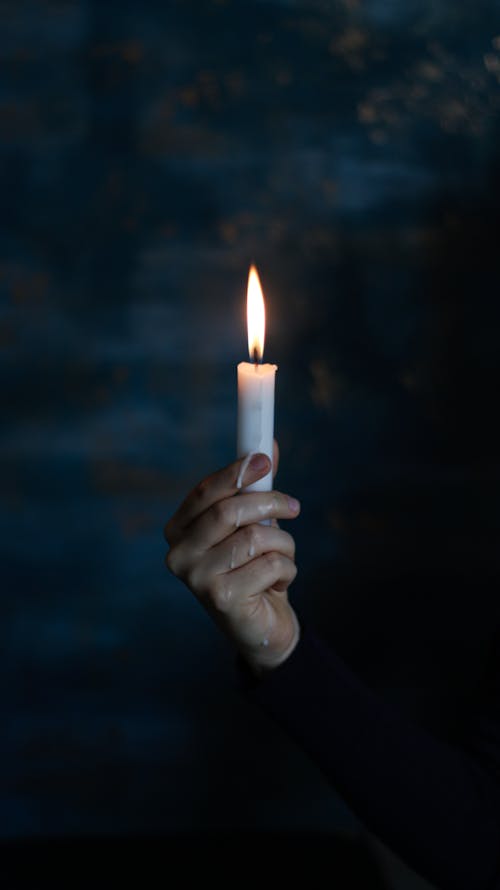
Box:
164, 441, 301, 674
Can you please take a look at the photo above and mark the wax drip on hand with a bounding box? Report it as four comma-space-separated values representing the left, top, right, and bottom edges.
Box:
229, 545, 237, 570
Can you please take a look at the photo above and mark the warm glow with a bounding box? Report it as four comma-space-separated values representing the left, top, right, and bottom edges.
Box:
247, 264, 265, 361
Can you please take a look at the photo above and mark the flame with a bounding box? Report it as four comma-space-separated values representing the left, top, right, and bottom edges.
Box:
247, 264, 265, 361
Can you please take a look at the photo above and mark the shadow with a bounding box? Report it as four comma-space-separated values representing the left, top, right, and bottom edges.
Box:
300, 133, 500, 741
1, 833, 389, 890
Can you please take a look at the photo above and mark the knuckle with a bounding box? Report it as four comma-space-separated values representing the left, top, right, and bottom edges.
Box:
210, 575, 232, 613
185, 563, 200, 593
265, 551, 282, 574
280, 530, 295, 557
165, 545, 191, 584
165, 547, 178, 575
166, 546, 206, 598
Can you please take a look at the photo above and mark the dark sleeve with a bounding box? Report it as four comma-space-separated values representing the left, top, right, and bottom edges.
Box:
237, 623, 500, 890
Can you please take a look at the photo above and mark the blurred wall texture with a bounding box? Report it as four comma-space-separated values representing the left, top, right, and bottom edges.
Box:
1, 0, 500, 880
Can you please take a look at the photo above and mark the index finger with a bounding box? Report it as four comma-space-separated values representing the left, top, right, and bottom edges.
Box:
164, 451, 271, 545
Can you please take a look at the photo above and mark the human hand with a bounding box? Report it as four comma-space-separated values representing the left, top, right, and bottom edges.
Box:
164, 441, 301, 674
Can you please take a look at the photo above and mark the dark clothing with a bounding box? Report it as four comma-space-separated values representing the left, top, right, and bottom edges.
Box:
238, 623, 500, 890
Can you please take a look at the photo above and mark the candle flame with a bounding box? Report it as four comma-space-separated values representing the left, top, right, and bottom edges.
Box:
247, 264, 265, 362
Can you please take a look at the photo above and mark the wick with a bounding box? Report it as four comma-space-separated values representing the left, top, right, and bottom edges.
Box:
253, 346, 260, 371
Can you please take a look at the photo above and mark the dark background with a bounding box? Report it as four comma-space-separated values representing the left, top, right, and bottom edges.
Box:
1, 1, 500, 886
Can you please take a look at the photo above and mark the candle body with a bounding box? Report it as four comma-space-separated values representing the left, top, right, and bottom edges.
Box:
237, 362, 277, 492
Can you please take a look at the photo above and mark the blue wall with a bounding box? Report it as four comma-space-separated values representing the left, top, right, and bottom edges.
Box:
1, 0, 500, 850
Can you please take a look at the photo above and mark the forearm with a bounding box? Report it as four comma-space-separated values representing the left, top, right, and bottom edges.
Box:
239, 625, 500, 890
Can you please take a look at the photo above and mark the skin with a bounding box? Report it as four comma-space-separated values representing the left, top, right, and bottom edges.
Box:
164, 440, 301, 675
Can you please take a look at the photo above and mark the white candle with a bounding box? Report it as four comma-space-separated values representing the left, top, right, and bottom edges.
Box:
237, 265, 277, 493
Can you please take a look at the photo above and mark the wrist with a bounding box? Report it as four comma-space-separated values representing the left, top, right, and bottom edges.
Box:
241, 609, 301, 678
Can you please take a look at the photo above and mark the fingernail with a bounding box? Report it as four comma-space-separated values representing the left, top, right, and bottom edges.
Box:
249, 453, 269, 472
288, 496, 300, 513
